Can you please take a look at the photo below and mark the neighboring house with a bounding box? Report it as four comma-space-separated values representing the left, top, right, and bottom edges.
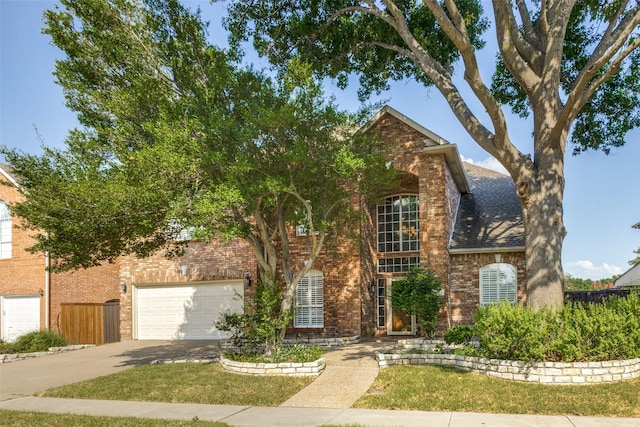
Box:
2, 107, 526, 342
0, 163, 120, 343
117, 106, 526, 340
614, 222, 640, 289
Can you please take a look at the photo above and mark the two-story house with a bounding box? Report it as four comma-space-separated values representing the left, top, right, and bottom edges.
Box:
116, 106, 526, 340
2, 106, 525, 342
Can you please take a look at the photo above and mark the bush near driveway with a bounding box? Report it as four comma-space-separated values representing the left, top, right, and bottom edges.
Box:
0, 330, 67, 354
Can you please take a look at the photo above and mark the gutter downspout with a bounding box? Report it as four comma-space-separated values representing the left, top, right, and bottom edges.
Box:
45, 250, 50, 329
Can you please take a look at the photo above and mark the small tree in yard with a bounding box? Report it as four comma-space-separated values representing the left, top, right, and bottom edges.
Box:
216, 281, 293, 356
390, 267, 444, 338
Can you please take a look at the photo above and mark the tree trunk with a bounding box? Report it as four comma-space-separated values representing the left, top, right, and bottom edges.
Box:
518, 140, 567, 311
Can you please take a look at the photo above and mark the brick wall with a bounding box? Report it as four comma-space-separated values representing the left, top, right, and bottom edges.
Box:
285, 226, 362, 338
119, 239, 257, 339
0, 175, 47, 331
49, 262, 121, 333
449, 251, 527, 325
362, 113, 460, 337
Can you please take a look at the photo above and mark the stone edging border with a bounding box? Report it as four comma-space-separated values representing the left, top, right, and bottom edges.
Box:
220, 356, 325, 376
150, 356, 219, 365
376, 352, 640, 385
0, 345, 95, 364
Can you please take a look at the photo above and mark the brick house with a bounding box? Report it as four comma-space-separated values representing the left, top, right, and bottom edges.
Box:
0, 164, 120, 342
118, 106, 526, 340
2, 106, 525, 342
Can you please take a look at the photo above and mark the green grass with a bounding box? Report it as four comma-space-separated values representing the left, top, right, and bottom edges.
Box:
0, 410, 226, 426
41, 363, 314, 406
354, 365, 640, 417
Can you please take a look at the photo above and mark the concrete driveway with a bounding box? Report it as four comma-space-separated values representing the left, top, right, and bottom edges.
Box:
0, 340, 222, 401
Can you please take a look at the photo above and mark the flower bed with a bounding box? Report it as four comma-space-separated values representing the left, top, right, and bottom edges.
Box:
0, 344, 95, 364
376, 352, 640, 385
220, 356, 325, 376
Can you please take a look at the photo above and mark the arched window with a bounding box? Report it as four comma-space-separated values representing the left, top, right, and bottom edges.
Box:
0, 201, 11, 259
294, 270, 323, 328
377, 194, 419, 253
479, 263, 517, 305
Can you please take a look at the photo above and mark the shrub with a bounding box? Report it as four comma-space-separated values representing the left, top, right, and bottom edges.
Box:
390, 267, 444, 338
11, 330, 67, 353
472, 293, 640, 362
443, 325, 475, 345
474, 301, 560, 361
216, 280, 293, 356
224, 344, 323, 363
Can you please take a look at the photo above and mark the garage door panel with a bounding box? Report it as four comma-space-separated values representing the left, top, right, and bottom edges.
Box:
1, 295, 40, 342
135, 282, 243, 340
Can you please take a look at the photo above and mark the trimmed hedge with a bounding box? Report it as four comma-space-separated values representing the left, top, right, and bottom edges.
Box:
472, 293, 640, 362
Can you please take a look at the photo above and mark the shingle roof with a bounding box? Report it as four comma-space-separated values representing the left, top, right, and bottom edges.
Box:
0, 163, 19, 187
449, 162, 524, 251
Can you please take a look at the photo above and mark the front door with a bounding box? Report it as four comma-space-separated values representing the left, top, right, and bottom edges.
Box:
386, 278, 416, 335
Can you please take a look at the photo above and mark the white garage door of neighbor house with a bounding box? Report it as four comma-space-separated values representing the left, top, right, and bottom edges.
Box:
1, 295, 40, 342
135, 282, 243, 340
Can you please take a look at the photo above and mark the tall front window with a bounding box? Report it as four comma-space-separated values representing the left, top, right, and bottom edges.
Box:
480, 263, 517, 305
0, 201, 11, 259
294, 270, 324, 328
377, 195, 419, 253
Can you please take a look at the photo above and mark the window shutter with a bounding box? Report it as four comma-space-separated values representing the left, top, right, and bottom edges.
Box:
480, 263, 517, 305
294, 271, 323, 327
480, 268, 498, 305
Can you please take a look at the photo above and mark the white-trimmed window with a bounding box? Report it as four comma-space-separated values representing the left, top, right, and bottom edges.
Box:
378, 256, 420, 273
480, 263, 517, 305
0, 201, 11, 259
377, 195, 419, 253
294, 270, 324, 328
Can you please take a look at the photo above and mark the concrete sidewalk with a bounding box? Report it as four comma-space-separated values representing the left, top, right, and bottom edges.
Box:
1, 396, 639, 426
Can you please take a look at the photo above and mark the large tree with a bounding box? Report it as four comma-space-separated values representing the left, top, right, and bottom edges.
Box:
0, 0, 390, 337
223, 0, 640, 309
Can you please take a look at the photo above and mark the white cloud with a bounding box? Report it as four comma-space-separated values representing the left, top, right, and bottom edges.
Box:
565, 260, 623, 280
460, 155, 509, 174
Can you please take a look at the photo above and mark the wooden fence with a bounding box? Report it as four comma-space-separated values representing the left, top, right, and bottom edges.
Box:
60, 301, 120, 344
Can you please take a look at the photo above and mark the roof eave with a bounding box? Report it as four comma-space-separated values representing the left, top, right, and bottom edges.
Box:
363, 105, 450, 145
449, 246, 525, 254
0, 164, 20, 189
423, 144, 470, 194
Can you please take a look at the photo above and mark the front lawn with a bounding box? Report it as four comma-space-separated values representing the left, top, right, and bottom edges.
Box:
41, 363, 313, 406
0, 410, 226, 427
40, 359, 640, 417
354, 365, 640, 417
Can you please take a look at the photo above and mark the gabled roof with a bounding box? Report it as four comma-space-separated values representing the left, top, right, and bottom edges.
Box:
450, 162, 524, 252
0, 163, 19, 188
365, 106, 470, 194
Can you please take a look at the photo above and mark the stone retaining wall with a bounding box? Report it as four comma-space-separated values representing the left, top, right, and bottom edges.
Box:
376, 352, 640, 385
283, 335, 360, 347
0, 345, 95, 364
220, 356, 325, 376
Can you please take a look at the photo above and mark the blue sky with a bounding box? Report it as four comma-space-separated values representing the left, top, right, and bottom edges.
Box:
1, 0, 639, 280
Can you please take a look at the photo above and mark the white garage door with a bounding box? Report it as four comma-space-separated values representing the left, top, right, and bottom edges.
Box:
1, 295, 40, 342
135, 282, 243, 340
